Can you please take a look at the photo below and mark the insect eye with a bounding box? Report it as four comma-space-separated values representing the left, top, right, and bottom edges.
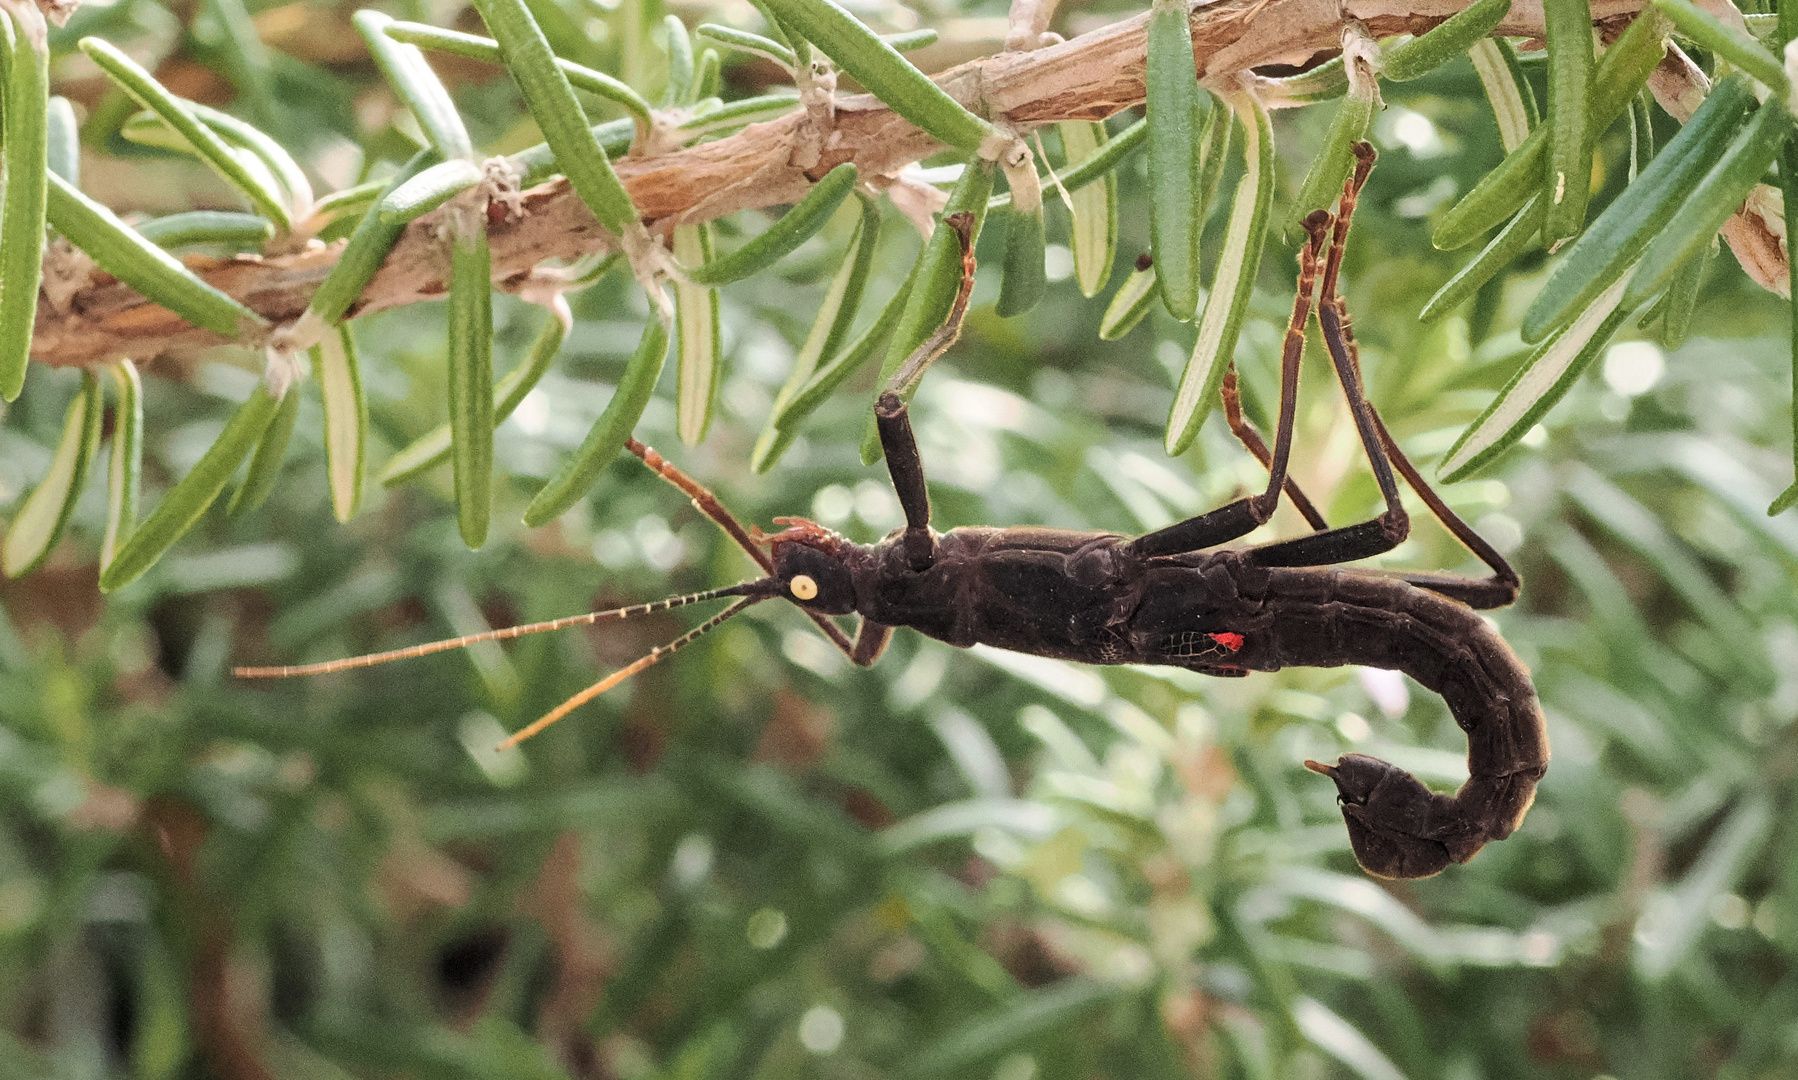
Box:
789, 574, 818, 600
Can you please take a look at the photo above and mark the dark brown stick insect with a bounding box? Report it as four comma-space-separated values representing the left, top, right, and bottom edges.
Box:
238, 142, 1546, 880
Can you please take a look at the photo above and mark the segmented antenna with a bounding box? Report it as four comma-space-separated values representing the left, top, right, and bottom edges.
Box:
496, 594, 769, 748
232, 581, 767, 678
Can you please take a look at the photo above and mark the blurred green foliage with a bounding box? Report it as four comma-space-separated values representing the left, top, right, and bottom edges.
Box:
3, 0, 1798, 1077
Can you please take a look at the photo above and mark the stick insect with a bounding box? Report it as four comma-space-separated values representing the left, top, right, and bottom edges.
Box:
239, 143, 1546, 880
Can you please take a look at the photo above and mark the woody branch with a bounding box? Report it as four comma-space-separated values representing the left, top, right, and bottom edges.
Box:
32, 0, 1768, 374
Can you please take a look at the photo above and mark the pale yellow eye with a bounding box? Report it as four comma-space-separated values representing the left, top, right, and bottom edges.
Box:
789, 574, 819, 600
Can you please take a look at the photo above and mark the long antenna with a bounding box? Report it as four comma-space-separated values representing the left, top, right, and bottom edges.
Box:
497, 594, 768, 748
232, 581, 768, 678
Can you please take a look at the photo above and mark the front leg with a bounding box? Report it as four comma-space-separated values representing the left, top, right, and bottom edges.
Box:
875, 392, 937, 571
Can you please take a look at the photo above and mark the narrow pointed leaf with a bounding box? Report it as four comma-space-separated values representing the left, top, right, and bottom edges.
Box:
1146, 0, 1202, 319
662, 15, 694, 106
45, 94, 77, 183
187, 102, 313, 215
383, 308, 570, 487
756, 0, 992, 153
1654, 236, 1712, 348
47, 172, 264, 337
0, 10, 49, 401
694, 23, 797, 69
1439, 276, 1631, 481
678, 93, 801, 136
673, 224, 722, 445
315, 325, 369, 521
996, 204, 1046, 317
693, 48, 721, 100
383, 21, 654, 131
760, 265, 913, 473
447, 209, 495, 548
471, 0, 640, 230
1523, 74, 1752, 342
378, 158, 486, 224
79, 37, 294, 228
102, 361, 143, 570
99, 384, 282, 592
1059, 121, 1118, 297
1435, 10, 1666, 249
3, 371, 102, 577
135, 211, 275, 249
227, 385, 300, 517
306, 149, 438, 325
1624, 102, 1790, 310
523, 319, 670, 526
1167, 89, 1274, 456
354, 11, 473, 161
752, 196, 879, 469
1419, 196, 1544, 320
1469, 37, 1538, 151
1383, 0, 1512, 81
990, 118, 1147, 211
684, 162, 858, 284
1542, 0, 1595, 241
1099, 259, 1158, 340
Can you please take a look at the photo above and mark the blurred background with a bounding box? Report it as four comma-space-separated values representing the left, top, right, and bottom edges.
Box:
4, 0, 1798, 1077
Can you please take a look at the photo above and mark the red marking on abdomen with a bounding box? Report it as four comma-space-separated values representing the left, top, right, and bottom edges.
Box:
1208, 632, 1244, 652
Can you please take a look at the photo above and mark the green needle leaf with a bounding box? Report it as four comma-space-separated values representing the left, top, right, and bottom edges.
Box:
47, 171, 265, 338
756, 0, 992, 153
102, 360, 143, 571
3, 371, 102, 578
384, 20, 654, 134
315, 325, 369, 522
354, 11, 474, 162
1146, 0, 1203, 319
523, 318, 670, 527
1166, 89, 1274, 456
684, 162, 858, 285
1099, 258, 1158, 340
382, 308, 570, 487
1058, 121, 1119, 297
447, 209, 495, 548
1542, 0, 1596, 242
1524, 75, 1752, 342
996, 204, 1046, 317
471, 0, 638, 232
1383, 0, 1512, 82
227, 384, 300, 517
79, 36, 294, 229
1439, 276, 1632, 481
135, 211, 276, 249
1434, 9, 1666, 249
306, 149, 438, 326
673, 224, 722, 445
99, 384, 282, 592
378, 158, 486, 225
1624, 101, 1791, 310
0, 10, 49, 402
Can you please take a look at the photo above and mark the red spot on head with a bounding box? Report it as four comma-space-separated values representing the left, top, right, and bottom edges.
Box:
1208, 632, 1244, 653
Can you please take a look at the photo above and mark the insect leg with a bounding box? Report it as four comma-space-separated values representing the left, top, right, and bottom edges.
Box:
1126, 212, 1333, 559
875, 393, 937, 570
1220, 368, 1329, 532
1246, 144, 1412, 569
